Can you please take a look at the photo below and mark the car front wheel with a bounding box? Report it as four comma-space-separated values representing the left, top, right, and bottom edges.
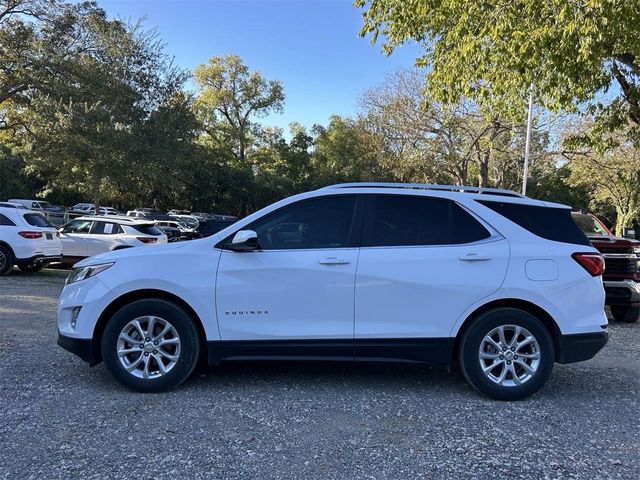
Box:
101, 299, 201, 392
458, 308, 555, 401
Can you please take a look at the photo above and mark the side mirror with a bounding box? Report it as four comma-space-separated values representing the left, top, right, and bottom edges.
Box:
228, 229, 258, 251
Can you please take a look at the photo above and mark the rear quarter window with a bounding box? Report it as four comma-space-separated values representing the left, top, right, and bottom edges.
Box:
131, 224, 163, 236
23, 213, 53, 227
478, 200, 590, 246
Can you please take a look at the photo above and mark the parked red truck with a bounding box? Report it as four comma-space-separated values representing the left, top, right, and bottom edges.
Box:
572, 212, 640, 323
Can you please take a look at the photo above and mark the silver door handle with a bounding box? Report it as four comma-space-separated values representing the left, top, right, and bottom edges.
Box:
319, 257, 351, 265
459, 254, 491, 262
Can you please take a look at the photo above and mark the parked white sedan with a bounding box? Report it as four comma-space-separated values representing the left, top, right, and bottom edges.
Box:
58, 216, 167, 264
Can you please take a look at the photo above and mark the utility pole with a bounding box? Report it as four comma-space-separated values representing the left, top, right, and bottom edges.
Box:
522, 85, 534, 196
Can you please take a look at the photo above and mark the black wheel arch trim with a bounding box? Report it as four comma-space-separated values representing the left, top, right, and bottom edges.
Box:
90, 289, 207, 365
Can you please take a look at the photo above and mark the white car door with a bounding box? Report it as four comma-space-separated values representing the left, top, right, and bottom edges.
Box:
354, 194, 509, 361
86, 221, 121, 256
59, 219, 93, 258
215, 195, 363, 356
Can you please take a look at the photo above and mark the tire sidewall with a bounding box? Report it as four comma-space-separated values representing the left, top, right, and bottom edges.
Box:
18, 263, 45, 273
0, 245, 14, 276
611, 305, 640, 323
101, 299, 200, 392
459, 308, 555, 401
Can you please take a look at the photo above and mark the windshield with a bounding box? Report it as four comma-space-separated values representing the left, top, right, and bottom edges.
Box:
573, 214, 608, 235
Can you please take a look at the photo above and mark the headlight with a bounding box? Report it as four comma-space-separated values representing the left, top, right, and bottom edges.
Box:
66, 262, 114, 285
633, 247, 640, 255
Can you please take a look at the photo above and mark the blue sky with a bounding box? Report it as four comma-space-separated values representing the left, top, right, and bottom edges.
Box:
99, 0, 421, 131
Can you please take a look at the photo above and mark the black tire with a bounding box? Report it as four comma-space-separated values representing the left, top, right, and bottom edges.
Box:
18, 263, 45, 273
0, 245, 14, 276
101, 299, 201, 392
458, 308, 555, 401
610, 305, 640, 323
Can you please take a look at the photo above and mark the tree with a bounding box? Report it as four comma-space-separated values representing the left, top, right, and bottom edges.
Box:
311, 115, 383, 185
356, 0, 640, 145
194, 55, 285, 162
568, 142, 640, 235
16, 6, 187, 211
0, 1, 111, 130
357, 70, 551, 189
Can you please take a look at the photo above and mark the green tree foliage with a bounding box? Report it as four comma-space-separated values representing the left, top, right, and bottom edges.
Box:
568, 141, 640, 235
8, 3, 188, 210
194, 55, 285, 162
356, 0, 640, 145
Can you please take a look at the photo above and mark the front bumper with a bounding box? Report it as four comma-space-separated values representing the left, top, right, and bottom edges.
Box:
603, 279, 640, 306
556, 330, 609, 364
56, 331, 98, 365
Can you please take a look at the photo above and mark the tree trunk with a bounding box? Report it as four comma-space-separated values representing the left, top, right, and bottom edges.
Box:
478, 150, 490, 188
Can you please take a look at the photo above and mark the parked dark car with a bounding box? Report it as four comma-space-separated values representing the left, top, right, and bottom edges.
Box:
195, 214, 239, 238
157, 225, 182, 242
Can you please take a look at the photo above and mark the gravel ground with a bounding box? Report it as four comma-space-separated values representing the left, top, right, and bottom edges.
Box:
0, 269, 639, 480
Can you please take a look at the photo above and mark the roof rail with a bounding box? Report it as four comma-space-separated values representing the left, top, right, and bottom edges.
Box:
322, 182, 525, 198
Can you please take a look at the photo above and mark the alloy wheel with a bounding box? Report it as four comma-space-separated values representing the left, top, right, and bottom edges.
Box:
478, 324, 541, 387
116, 316, 181, 379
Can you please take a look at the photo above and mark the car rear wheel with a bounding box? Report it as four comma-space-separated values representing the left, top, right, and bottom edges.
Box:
101, 299, 201, 392
18, 263, 45, 273
458, 308, 555, 401
610, 305, 640, 323
0, 245, 14, 276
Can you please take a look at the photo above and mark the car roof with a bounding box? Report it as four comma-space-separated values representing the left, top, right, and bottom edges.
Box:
319, 182, 568, 208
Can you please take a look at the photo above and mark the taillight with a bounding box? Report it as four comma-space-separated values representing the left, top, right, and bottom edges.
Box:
18, 231, 43, 239
137, 237, 157, 244
572, 252, 605, 276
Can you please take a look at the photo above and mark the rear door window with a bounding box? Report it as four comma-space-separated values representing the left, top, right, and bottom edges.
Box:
364, 195, 491, 247
478, 200, 590, 246
93, 221, 123, 235
0, 213, 15, 226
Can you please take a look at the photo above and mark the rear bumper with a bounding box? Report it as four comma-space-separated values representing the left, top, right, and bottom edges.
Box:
603, 280, 640, 306
556, 331, 608, 364
15, 254, 62, 266
56, 331, 98, 365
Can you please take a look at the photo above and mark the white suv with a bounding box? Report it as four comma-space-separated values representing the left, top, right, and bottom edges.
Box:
58, 216, 168, 263
56, 184, 608, 400
0, 207, 62, 274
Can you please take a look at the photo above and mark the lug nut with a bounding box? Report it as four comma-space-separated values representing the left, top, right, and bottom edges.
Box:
510, 347, 515, 352
507, 360, 512, 365
502, 347, 507, 352
499, 355, 504, 360
145, 337, 150, 342
514, 355, 518, 360
153, 341, 158, 345
139, 344, 144, 349
153, 350, 158, 354
144, 352, 149, 356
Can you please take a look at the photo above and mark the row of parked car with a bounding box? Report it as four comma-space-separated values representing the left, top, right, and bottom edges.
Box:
0, 200, 238, 275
